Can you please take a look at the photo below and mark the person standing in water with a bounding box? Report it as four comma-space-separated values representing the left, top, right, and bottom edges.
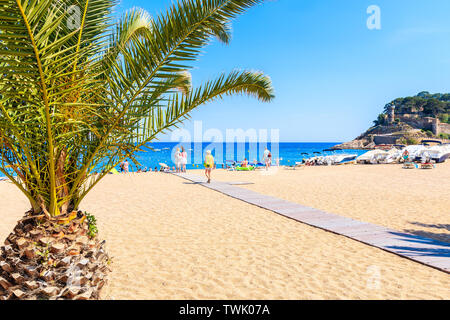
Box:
204, 150, 214, 183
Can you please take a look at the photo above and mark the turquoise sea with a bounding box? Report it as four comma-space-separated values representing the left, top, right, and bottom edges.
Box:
0, 142, 368, 177
128, 142, 367, 171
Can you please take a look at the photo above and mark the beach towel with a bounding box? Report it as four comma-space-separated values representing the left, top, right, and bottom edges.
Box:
109, 167, 119, 174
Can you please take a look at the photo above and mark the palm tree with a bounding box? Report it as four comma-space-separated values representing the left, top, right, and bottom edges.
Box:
0, 0, 274, 219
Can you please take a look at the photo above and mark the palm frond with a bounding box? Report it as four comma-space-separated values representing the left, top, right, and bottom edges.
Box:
0, 0, 273, 217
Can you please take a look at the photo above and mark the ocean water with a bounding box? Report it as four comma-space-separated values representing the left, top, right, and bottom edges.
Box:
127, 142, 367, 171
0, 143, 368, 177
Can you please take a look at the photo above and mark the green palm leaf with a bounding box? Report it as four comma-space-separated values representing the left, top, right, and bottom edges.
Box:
0, 0, 274, 217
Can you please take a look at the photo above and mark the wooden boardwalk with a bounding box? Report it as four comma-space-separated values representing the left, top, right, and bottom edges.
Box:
174, 173, 450, 274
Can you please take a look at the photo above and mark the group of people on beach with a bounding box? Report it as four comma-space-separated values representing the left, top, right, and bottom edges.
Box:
203, 147, 272, 183
116, 146, 188, 174
119, 159, 129, 173
174, 147, 188, 173
117, 159, 174, 173
114, 147, 272, 184
239, 148, 272, 169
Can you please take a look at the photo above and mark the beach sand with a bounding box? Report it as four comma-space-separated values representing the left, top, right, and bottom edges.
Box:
0, 165, 448, 299
206, 162, 450, 243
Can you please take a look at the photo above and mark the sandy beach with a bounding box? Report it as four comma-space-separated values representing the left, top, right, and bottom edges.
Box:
0, 164, 449, 300
206, 162, 450, 243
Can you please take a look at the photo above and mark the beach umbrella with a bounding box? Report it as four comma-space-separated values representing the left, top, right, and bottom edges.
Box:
159, 163, 168, 168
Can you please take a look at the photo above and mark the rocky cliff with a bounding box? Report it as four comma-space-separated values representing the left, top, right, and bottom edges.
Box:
333, 92, 450, 149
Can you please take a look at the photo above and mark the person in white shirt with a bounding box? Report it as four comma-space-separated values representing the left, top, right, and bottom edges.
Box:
263, 148, 271, 170
123, 159, 129, 173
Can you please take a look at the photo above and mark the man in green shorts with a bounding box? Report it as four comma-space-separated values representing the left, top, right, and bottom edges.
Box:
204, 150, 214, 183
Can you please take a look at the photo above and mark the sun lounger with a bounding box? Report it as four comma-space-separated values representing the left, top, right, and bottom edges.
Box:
226, 160, 237, 171
420, 163, 435, 169
402, 162, 416, 169
284, 162, 305, 170
235, 166, 255, 171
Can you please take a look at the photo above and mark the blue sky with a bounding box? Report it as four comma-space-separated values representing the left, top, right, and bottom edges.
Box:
118, 0, 450, 142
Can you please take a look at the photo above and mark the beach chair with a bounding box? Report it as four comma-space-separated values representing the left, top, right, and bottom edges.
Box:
253, 162, 265, 170
226, 160, 237, 171
295, 162, 305, 168
284, 161, 305, 170
402, 162, 416, 169
420, 163, 435, 169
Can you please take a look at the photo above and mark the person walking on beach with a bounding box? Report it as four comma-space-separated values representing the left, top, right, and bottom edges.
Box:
181, 146, 188, 172
263, 147, 271, 170
204, 150, 214, 183
122, 159, 129, 173
174, 147, 182, 173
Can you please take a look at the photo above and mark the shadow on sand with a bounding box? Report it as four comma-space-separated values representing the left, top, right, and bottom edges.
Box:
386, 231, 450, 259
403, 222, 450, 244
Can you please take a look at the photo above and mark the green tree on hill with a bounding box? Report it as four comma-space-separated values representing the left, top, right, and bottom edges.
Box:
373, 113, 387, 126
381, 92, 450, 120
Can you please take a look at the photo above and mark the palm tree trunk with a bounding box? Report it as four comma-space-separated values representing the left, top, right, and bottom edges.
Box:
55, 149, 70, 215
